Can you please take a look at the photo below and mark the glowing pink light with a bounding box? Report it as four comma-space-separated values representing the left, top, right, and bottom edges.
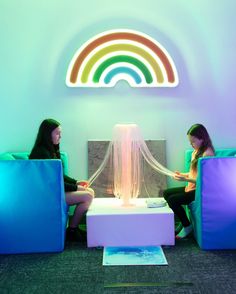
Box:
89, 124, 174, 206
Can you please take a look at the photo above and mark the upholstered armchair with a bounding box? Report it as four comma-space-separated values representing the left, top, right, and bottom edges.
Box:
0, 152, 68, 254
185, 149, 236, 249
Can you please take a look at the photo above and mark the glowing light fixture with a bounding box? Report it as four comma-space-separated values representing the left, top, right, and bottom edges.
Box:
66, 29, 179, 88
88, 123, 174, 206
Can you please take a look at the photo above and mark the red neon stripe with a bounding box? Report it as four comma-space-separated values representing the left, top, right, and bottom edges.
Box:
70, 32, 175, 83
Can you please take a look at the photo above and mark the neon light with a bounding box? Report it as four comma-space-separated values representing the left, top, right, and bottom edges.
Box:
81, 44, 164, 83
66, 29, 179, 88
94, 55, 153, 84
104, 67, 142, 85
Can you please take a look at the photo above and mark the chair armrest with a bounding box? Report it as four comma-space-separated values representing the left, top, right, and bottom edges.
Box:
192, 157, 236, 249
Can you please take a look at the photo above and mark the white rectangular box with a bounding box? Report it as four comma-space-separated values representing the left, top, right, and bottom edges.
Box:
87, 198, 175, 247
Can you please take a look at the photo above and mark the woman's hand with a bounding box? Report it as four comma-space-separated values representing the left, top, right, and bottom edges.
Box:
76, 180, 89, 188
173, 171, 188, 182
76, 182, 95, 197
173, 171, 196, 183
76, 185, 86, 191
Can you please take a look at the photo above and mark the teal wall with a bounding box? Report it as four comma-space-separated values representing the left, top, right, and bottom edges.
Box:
1, 0, 236, 186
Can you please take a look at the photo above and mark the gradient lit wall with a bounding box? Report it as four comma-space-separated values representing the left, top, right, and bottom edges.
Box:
0, 0, 236, 186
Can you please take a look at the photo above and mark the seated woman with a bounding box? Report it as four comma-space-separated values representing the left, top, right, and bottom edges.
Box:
29, 118, 94, 242
163, 123, 215, 239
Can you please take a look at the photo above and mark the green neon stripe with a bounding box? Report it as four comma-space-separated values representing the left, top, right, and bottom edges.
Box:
81, 44, 163, 83
93, 55, 153, 84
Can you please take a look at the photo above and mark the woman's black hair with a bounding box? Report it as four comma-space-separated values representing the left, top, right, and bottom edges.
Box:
187, 123, 215, 170
31, 118, 61, 158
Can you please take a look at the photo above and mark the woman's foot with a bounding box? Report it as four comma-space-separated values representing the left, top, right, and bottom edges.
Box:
175, 225, 192, 239
175, 222, 183, 234
78, 228, 87, 238
66, 227, 87, 242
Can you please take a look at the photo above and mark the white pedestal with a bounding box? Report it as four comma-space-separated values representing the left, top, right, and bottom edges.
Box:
86, 198, 175, 247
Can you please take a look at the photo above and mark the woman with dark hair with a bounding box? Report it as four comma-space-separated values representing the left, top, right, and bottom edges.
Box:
29, 118, 94, 242
163, 124, 215, 239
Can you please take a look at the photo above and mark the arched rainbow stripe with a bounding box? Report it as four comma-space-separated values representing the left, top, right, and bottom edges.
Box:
104, 67, 142, 84
94, 55, 153, 84
81, 44, 163, 84
66, 29, 179, 88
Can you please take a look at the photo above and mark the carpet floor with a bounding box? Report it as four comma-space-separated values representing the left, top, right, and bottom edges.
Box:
0, 235, 236, 294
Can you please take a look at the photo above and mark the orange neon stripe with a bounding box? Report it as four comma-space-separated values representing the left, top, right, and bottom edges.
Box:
70, 32, 175, 84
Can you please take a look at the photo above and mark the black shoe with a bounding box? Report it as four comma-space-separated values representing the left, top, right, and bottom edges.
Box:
78, 228, 87, 238
66, 227, 87, 242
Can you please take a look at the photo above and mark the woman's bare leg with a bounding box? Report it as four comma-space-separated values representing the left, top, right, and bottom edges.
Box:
66, 190, 94, 228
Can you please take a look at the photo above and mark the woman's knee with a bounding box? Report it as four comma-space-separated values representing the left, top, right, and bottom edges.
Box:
87, 188, 95, 198
166, 197, 175, 208
83, 192, 93, 206
163, 189, 171, 201
165, 194, 179, 208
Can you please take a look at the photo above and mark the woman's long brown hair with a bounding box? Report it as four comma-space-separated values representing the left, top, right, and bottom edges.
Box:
187, 124, 215, 170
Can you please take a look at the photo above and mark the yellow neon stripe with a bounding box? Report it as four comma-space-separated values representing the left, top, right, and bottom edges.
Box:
81, 44, 164, 83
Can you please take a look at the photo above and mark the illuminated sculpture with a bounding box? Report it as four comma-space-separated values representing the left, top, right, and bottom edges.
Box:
89, 124, 174, 206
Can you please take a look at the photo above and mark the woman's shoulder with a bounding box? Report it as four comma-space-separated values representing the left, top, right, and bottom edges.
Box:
29, 145, 52, 159
203, 147, 215, 157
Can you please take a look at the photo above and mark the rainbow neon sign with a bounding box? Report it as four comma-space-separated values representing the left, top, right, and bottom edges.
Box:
66, 29, 179, 88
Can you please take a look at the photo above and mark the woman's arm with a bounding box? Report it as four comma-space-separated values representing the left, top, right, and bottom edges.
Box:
175, 171, 189, 176
64, 174, 77, 184
173, 148, 214, 183
173, 173, 196, 183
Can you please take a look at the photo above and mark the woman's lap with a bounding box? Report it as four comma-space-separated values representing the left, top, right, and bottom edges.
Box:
65, 191, 93, 205
163, 187, 195, 206
163, 186, 185, 198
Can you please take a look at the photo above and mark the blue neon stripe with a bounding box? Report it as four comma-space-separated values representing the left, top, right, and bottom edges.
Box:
104, 67, 142, 84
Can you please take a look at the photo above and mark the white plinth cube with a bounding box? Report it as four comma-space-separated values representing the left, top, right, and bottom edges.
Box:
87, 198, 175, 247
